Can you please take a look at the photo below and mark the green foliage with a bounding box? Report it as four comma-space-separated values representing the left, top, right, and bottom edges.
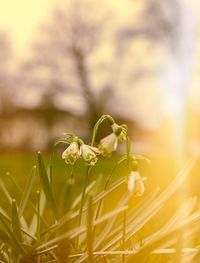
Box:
0, 115, 199, 263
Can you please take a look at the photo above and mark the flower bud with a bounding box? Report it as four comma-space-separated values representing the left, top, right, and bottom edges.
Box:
128, 171, 145, 196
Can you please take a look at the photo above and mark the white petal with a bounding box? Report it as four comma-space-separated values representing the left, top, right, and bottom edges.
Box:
88, 145, 100, 154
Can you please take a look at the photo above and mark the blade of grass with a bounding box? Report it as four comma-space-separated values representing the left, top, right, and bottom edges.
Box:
41, 176, 126, 237
0, 177, 12, 203
87, 194, 94, 263
106, 155, 198, 253
143, 197, 197, 246
105, 188, 160, 242
0, 212, 26, 255
5, 168, 48, 230
0, 177, 28, 233
11, 199, 23, 243
94, 193, 130, 251
101, 155, 198, 252
0, 208, 36, 242
36, 191, 41, 242
69, 248, 198, 258
29, 190, 47, 236
36, 205, 128, 252
71, 181, 96, 210
75, 194, 131, 263
18, 165, 36, 217
126, 209, 200, 262
37, 152, 58, 219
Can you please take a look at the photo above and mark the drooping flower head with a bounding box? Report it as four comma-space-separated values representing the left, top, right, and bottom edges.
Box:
111, 123, 127, 142
62, 140, 80, 165
62, 136, 100, 166
99, 123, 127, 156
128, 171, 145, 196
80, 144, 100, 166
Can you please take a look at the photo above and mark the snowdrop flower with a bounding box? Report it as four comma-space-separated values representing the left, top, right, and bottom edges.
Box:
128, 171, 145, 196
111, 123, 127, 142
99, 133, 118, 157
99, 123, 127, 156
80, 144, 100, 166
62, 141, 80, 165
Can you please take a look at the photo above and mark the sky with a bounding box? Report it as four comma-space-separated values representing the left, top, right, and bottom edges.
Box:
0, 0, 198, 132
0, 0, 134, 56
0, 0, 55, 57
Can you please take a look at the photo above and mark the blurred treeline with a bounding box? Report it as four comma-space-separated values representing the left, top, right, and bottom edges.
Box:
0, 0, 198, 152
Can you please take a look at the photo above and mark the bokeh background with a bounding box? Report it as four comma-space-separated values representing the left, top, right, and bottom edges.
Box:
0, 0, 200, 190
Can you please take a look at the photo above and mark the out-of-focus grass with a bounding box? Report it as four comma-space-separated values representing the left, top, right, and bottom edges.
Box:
0, 151, 186, 212
0, 151, 182, 186
0, 151, 178, 190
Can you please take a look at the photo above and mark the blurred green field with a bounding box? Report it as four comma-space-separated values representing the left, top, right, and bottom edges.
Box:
0, 151, 179, 193
0, 151, 198, 195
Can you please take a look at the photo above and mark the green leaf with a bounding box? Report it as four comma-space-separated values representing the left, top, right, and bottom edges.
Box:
19, 165, 36, 217
87, 194, 94, 263
59, 177, 75, 217
37, 151, 58, 218
125, 209, 200, 263
100, 155, 198, 253
0, 177, 12, 203
36, 190, 41, 241
11, 199, 23, 243
44, 176, 127, 238
0, 211, 25, 255
36, 204, 128, 253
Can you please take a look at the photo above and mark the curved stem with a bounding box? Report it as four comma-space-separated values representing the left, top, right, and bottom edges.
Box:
91, 115, 114, 146
49, 138, 72, 189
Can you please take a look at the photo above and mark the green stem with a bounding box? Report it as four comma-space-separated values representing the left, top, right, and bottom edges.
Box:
93, 157, 128, 237
49, 150, 54, 190
36, 190, 41, 242
122, 135, 131, 263
126, 136, 131, 175
77, 166, 92, 246
49, 135, 74, 189
7, 170, 49, 228
87, 195, 94, 263
70, 164, 75, 180
122, 210, 127, 263
91, 115, 114, 146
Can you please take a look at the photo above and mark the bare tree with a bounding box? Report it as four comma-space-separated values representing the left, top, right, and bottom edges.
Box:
19, 0, 113, 131
19, 0, 195, 133
0, 32, 14, 114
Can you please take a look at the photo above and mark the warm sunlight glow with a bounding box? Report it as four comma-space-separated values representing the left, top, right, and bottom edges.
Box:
0, 0, 54, 54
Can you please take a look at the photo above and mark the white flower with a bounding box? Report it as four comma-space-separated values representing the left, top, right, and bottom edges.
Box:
98, 123, 127, 156
99, 133, 118, 157
111, 123, 127, 142
128, 171, 145, 196
62, 141, 80, 165
80, 144, 100, 166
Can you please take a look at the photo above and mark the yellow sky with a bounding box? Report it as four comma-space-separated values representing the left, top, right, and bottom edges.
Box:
0, 0, 142, 56
0, 0, 198, 131
0, 0, 56, 56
